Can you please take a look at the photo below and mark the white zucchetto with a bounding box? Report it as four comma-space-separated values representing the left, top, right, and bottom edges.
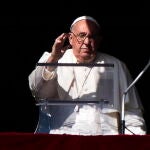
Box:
70, 16, 100, 30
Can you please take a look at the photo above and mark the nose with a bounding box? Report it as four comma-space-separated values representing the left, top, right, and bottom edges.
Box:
83, 36, 92, 44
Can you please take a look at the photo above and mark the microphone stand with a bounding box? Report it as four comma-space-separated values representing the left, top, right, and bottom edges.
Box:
120, 58, 150, 134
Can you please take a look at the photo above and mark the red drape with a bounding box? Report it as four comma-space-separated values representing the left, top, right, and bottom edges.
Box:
0, 132, 150, 150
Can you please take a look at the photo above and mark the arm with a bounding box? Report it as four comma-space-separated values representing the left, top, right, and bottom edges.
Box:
28, 52, 58, 100
28, 33, 70, 100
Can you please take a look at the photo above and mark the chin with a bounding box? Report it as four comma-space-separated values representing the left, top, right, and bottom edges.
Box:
82, 53, 92, 58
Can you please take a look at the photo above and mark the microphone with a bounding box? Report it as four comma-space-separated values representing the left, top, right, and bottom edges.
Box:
120, 58, 150, 134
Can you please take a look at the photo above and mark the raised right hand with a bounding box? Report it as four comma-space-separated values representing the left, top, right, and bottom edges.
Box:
50, 33, 70, 61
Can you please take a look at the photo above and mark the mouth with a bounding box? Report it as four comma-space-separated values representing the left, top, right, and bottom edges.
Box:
81, 47, 90, 51
82, 48, 93, 54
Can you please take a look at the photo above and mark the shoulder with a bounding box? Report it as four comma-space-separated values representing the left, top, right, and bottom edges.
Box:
96, 52, 125, 65
96, 52, 130, 72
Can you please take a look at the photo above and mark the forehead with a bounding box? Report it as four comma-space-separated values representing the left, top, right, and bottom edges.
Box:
72, 20, 99, 33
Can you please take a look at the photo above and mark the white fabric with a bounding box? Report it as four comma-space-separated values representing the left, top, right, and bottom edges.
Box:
28, 49, 146, 135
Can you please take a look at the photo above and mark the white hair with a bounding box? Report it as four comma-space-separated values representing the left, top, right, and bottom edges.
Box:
70, 16, 100, 31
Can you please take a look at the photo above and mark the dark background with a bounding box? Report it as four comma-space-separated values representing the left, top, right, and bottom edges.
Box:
0, 1, 150, 133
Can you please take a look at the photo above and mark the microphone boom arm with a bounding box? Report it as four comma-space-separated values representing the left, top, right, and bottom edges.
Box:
120, 58, 150, 134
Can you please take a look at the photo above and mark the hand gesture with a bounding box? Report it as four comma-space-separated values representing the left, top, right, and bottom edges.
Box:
51, 33, 70, 61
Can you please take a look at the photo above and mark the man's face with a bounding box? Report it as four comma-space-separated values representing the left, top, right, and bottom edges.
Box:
69, 20, 102, 63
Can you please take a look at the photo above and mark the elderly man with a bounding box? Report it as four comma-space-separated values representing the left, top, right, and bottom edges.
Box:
29, 16, 146, 135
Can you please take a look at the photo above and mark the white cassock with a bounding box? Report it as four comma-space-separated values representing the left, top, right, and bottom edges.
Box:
29, 49, 146, 135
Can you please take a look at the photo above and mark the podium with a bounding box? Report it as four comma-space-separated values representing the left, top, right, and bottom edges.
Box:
34, 62, 120, 134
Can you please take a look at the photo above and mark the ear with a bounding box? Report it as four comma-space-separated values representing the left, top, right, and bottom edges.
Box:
97, 34, 103, 43
68, 33, 73, 46
96, 35, 103, 49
